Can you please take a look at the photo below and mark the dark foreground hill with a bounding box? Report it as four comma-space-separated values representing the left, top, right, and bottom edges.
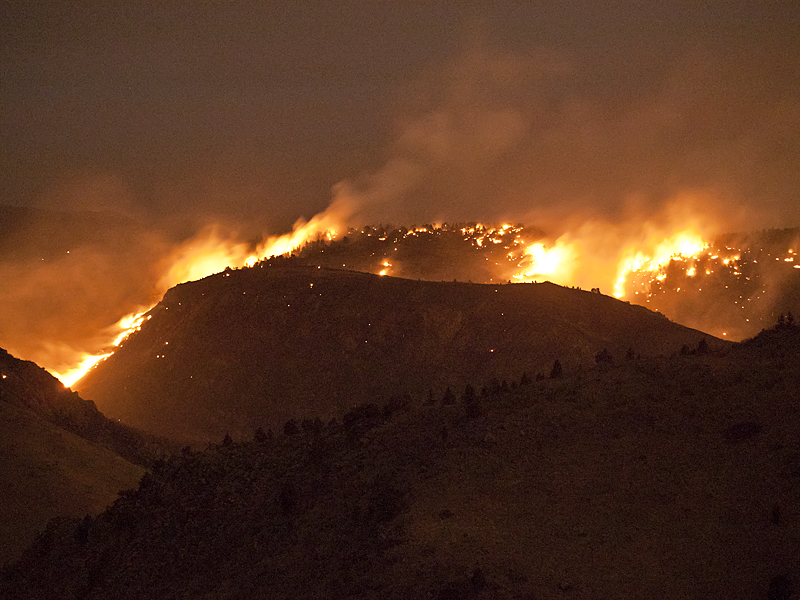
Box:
77, 265, 725, 443
0, 349, 162, 563
0, 348, 173, 467
4, 326, 798, 599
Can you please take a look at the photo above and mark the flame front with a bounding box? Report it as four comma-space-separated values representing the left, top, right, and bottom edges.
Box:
51, 196, 741, 388
57, 200, 350, 388
613, 229, 709, 298
513, 240, 578, 284
53, 310, 150, 388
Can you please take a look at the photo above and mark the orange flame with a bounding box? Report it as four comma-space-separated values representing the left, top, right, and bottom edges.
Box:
513, 239, 578, 284
59, 200, 350, 388
54, 195, 732, 387
613, 228, 708, 297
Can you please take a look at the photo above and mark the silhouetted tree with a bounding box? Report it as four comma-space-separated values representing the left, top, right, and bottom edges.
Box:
549, 359, 563, 379
461, 384, 476, 403
487, 378, 502, 395
222, 433, 233, 447
697, 338, 709, 354
462, 384, 481, 419
283, 419, 299, 436
279, 484, 297, 517
383, 396, 410, 419
471, 567, 487, 591
520, 372, 532, 386
442, 387, 456, 405
595, 348, 613, 364
625, 347, 637, 361
253, 427, 268, 444
343, 403, 383, 440
425, 388, 436, 405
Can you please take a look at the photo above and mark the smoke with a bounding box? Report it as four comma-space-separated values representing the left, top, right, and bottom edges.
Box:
334, 41, 798, 233
0, 211, 169, 374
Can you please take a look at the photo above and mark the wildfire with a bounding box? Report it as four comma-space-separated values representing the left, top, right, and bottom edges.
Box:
53, 353, 113, 389
513, 240, 577, 283
613, 229, 709, 298
49, 195, 759, 388
56, 200, 349, 388
52, 310, 150, 387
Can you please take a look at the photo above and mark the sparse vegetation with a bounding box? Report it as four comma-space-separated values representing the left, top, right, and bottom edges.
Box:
3, 332, 800, 598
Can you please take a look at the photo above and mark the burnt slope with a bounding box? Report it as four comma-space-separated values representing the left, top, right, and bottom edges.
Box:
77, 265, 725, 442
5, 327, 798, 599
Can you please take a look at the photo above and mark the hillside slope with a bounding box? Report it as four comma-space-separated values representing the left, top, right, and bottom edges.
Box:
77, 265, 725, 442
0, 348, 175, 564
5, 326, 798, 599
0, 401, 146, 565
0, 348, 172, 466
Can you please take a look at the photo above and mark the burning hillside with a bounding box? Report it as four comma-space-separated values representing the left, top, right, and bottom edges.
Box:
76, 265, 722, 442
286, 223, 800, 341
2, 202, 799, 389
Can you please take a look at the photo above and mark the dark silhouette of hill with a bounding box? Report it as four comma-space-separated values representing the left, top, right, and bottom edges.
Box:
0, 348, 174, 466
76, 265, 724, 442
4, 325, 798, 599
0, 348, 163, 563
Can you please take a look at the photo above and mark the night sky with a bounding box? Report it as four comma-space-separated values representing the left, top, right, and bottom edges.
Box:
3, 2, 799, 231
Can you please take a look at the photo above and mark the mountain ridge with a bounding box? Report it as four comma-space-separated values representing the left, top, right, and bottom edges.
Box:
0, 348, 155, 564
77, 264, 727, 442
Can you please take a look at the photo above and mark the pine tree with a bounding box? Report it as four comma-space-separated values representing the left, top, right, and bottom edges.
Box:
550, 359, 563, 379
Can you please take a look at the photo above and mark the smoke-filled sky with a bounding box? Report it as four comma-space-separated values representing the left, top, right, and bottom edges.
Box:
3, 2, 799, 229
2, 2, 800, 374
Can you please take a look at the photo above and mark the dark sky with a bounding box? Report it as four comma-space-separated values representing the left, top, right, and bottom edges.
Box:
3, 2, 799, 233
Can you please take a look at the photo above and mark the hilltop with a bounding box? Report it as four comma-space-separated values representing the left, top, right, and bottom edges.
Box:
293, 223, 800, 339
76, 265, 724, 443
4, 324, 798, 599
